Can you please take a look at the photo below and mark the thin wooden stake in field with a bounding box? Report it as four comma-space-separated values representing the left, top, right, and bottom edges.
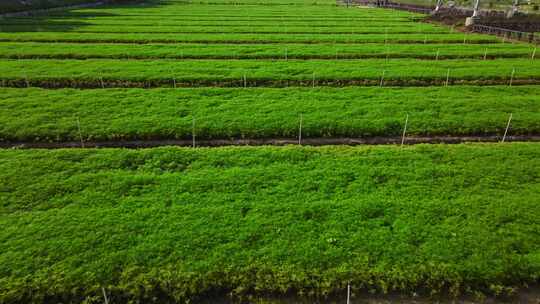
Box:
312, 72, 315, 88
532, 47, 536, 60
100, 77, 105, 89
243, 73, 247, 88
483, 48, 488, 60
380, 70, 386, 87
102, 287, 109, 304
173, 77, 176, 88
76, 117, 84, 148
424, 35, 427, 44
192, 117, 196, 148
298, 114, 303, 145
346, 283, 351, 304
401, 114, 408, 147
445, 68, 450, 87
24, 74, 29, 88
435, 49, 440, 61
502, 113, 513, 143
509, 68, 515, 86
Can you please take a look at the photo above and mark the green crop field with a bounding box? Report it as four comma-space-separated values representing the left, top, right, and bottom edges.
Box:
0, 86, 539, 142
1, 0, 539, 302
1, 144, 540, 303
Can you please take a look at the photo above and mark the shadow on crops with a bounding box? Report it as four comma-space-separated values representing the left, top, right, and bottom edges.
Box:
0, 0, 167, 32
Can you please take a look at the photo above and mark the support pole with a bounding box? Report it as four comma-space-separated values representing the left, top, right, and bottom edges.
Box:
472, 0, 480, 17
401, 114, 409, 147
434, 0, 443, 12
76, 117, 84, 148
502, 113, 512, 143
192, 116, 196, 148
509, 68, 515, 86
102, 287, 109, 304
298, 114, 303, 145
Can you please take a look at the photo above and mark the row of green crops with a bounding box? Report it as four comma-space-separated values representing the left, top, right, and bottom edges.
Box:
1, 58, 538, 87
0, 31, 501, 44
0, 18, 419, 26
1, 86, 538, 142
52, 3, 419, 15
0, 0, 104, 13
1, 144, 539, 303
0, 24, 450, 34
0, 42, 534, 59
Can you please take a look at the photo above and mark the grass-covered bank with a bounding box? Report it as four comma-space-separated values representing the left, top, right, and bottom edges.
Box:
0, 86, 538, 142
1, 143, 540, 303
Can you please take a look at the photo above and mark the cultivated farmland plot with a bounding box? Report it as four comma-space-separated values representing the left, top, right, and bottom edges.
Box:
0, 0, 539, 302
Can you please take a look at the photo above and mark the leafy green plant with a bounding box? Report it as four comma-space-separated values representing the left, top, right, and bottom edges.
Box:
1, 144, 539, 303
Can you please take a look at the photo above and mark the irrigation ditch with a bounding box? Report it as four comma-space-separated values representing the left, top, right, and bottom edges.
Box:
0, 53, 532, 60
2, 77, 540, 88
0, 37, 502, 44
2, 135, 539, 149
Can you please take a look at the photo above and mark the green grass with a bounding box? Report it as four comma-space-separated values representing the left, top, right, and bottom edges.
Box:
1, 144, 540, 303
0, 86, 539, 142
0, 23, 447, 34
2, 58, 538, 87
2, 0, 540, 302
0, 31, 501, 44
0, 42, 534, 59
0, 0, 100, 13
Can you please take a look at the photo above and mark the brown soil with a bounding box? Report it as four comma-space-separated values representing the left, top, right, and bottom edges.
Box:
2, 135, 539, 149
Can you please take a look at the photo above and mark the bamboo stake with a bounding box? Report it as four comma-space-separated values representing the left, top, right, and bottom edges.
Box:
192, 116, 196, 148
100, 77, 105, 89
243, 73, 247, 88
532, 47, 536, 60
445, 68, 450, 87
435, 49, 440, 61
76, 117, 84, 148
298, 114, 303, 145
401, 114, 408, 147
501, 113, 512, 143
347, 283, 351, 304
380, 70, 386, 87
509, 68, 515, 86
102, 287, 109, 304
24, 74, 29, 88
483, 48, 488, 60
173, 77, 176, 88
312, 72, 315, 88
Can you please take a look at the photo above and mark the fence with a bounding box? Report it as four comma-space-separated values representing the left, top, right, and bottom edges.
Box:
470, 24, 539, 43
347, 0, 433, 13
